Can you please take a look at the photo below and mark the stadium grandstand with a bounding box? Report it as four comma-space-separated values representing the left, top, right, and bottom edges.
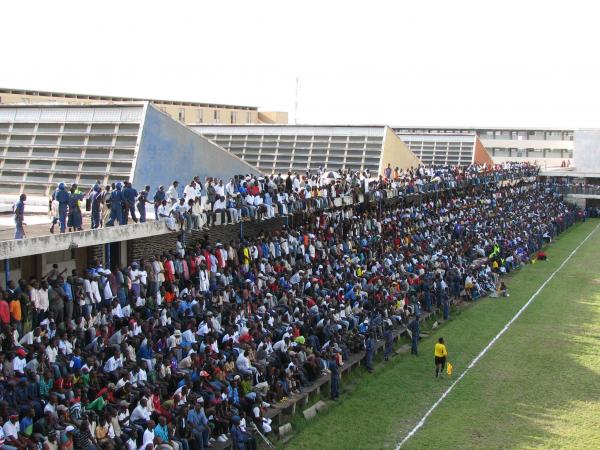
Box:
193, 125, 421, 174
0, 103, 259, 197
394, 132, 492, 167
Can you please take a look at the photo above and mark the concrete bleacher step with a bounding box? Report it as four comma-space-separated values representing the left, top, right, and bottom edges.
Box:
302, 400, 328, 420
396, 343, 411, 354
278, 422, 293, 437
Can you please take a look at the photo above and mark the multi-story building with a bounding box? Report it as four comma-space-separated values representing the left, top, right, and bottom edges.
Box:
394, 126, 573, 167
0, 87, 288, 126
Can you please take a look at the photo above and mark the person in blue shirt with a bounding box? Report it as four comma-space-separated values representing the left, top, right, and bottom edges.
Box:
137, 339, 155, 372
122, 181, 138, 224
410, 315, 420, 356
13, 194, 26, 239
53, 183, 70, 234
67, 184, 84, 231
384, 324, 394, 361
364, 332, 375, 373
153, 186, 166, 220
106, 182, 125, 226
154, 416, 172, 449
230, 415, 257, 450
137, 185, 151, 223
329, 350, 340, 400
187, 398, 209, 449
63, 276, 74, 323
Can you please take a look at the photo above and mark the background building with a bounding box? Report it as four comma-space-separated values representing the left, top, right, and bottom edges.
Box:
0, 102, 260, 196
193, 125, 421, 175
573, 129, 600, 174
394, 126, 573, 167
0, 87, 288, 126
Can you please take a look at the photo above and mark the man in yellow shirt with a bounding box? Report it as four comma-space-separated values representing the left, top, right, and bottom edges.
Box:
434, 337, 448, 378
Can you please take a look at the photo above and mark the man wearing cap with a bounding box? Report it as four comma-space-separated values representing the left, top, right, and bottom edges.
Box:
2, 413, 27, 450
187, 398, 209, 450
230, 416, 256, 450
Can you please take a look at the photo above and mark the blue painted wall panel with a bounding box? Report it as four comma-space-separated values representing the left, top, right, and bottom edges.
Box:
132, 105, 260, 189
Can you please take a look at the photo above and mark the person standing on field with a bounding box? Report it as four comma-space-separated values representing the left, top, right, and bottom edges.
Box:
434, 337, 448, 378
410, 315, 420, 356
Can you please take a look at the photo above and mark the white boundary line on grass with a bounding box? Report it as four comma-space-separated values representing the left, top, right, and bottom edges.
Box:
396, 221, 600, 449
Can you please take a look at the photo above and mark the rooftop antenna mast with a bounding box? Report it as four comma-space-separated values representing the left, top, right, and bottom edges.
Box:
294, 76, 300, 125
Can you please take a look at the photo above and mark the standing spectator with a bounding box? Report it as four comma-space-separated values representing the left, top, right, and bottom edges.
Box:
329, 350, 340, 401
167, 181, 179, 206
90, 185, 103, 229
137, 185, 152, 223
13, 194, 26, 240
364, 333, 375, 373
67, 184, 84, 232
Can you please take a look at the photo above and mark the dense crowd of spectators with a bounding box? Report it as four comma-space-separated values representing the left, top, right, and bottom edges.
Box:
16, 162, 538, 238
1, 162, 584, 450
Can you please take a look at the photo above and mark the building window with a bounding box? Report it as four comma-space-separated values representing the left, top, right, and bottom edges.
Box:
246, 112, 251, 123
230, 111, 236, 123
213, 110, 220, 121
178, 109, 185, 121
198, 109, 203, 123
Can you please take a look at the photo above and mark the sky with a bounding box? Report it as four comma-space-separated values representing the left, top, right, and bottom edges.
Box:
2, 0, 599, 128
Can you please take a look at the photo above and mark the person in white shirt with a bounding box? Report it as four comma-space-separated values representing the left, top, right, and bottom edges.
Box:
214, 180, 225, 198
157, 200, 176, 231
207, 196, 231, 227
225, 179, 236, 197
273, 336, 290, 353
243, 194, 257, 219
12, 351, 26, 375
104, 349, 124, 373
166, 181, 179, 206
141, 420, 155, 450
183, 181, 197, 200
2, 413, 21, 445
130, 365, 148, 387
130, 398, 151, 424
236, 349, 258, 379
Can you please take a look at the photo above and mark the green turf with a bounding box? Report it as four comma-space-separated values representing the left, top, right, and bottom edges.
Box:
284, 220, 600, 450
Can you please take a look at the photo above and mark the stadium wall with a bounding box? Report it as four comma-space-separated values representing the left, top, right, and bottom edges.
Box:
132, 105, 262, 189
380, 126, 421, 174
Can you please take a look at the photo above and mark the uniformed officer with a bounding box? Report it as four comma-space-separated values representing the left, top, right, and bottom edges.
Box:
106, 182, 125, 226
122, 181, 138, 224
54, 182, 70, 234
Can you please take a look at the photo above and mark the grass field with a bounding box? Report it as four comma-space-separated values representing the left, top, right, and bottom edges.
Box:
284, 220, 600, 450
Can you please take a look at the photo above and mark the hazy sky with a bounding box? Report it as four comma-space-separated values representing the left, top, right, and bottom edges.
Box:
2, 0, 599, 128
